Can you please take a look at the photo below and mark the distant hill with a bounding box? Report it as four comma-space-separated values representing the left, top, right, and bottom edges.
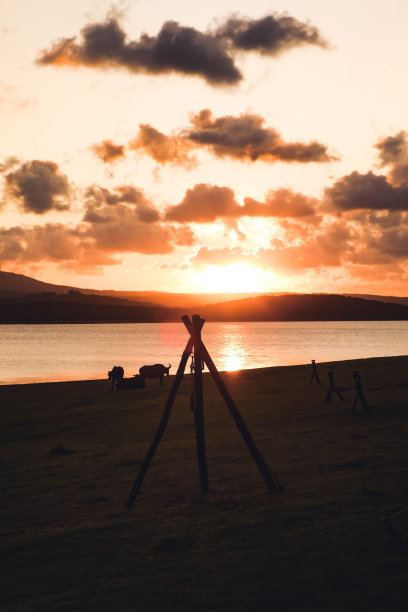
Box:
1, 271, 408, 323
345, 294, 408, 307
0, 271, 265, 308
1, 291, 408, 324
0, 271, 76, 297
198, 294, 408, 322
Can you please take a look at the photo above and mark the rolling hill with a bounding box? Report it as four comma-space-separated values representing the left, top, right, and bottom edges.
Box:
1, 271, 408, 323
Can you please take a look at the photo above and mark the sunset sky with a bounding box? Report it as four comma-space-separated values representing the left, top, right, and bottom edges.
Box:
1, 0, 408, 295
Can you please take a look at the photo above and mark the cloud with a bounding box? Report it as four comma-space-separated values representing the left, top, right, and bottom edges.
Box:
129, 124, 195, 166
0, 181, 201, 271
186, 109, 335, 162
84, 185, 160, 223
243, 189, 319, 218
0, 223, 116, 272
3, 160, 71, 214
165, 184, 241, 222
376, 131, 408, 186
37, 18, 241, 86
0, 156, 20, 173
165, 183, 320, 222
37, 13, 329, 86
325, 171, 408, 212
91, 139, 125, 163
130, 110, 336, 165
189, 216, 355, 274
0, 213, 193, 274
190, 246, 258, 269
216, 13, 329, 55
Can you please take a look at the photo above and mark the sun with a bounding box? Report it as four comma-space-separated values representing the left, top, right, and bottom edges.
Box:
196, 263, 267, 293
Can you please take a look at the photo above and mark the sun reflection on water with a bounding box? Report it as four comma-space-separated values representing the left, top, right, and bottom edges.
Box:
218, 330, 247, 371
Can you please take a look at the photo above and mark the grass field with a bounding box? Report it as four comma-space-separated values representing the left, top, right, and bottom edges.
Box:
1, 356, 408, 611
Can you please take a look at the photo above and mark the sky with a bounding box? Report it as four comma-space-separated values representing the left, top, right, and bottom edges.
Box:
1, 0, 408, 295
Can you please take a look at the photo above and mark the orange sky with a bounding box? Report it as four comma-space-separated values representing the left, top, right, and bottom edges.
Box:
1, 0, 408, 295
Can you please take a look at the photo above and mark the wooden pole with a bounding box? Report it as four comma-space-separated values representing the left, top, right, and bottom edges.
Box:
310, 359, 320, 384
325, 370, 345, 403
199, 341, 283, 493
125, 336, 193, 508
191, 315, 209, 494
351, 370, 370, 414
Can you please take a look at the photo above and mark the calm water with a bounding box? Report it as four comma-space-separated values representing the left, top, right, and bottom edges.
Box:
1, 321, 407, 385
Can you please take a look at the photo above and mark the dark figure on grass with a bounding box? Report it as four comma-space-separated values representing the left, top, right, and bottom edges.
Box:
139, 363, 171, 386
108, 365, 124, 390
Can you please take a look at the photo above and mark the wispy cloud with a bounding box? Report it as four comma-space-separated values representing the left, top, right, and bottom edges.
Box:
91, 140, 126, 163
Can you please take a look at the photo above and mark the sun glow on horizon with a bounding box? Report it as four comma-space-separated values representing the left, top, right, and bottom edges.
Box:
195, 263, 271, 294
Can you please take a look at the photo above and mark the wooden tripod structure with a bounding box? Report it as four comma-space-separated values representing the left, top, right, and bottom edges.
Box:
126, 314, 282, 508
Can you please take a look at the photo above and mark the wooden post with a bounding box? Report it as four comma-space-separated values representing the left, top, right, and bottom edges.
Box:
199, 341, 283, 492
351, 370, 370, 414
125, 336, 193, 508
191, 315, 209, 494
310, 359, 320, 384
325, 371, 345, 403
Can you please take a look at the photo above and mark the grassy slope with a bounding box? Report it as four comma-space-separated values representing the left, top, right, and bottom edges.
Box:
1, 356, 408, 611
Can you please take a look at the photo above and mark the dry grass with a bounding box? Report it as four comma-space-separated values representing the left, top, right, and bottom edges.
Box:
1, 355, 408, 611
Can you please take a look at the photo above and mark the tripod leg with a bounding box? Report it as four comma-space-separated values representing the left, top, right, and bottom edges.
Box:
351, 393, 358, 414
200, 342, 282, 493
125, 338, 193, 508
193, 356, 209, 494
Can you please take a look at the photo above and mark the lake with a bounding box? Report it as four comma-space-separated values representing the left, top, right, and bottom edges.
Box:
1, 321, 407, 385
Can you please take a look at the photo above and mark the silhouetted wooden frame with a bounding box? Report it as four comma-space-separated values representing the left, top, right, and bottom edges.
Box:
126, 314, 282, 508
310, 359, 320, 384
325, 370, 346, 403
351, 370, 370, 414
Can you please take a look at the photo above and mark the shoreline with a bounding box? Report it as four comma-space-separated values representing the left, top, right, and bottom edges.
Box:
1, 353, 407, 388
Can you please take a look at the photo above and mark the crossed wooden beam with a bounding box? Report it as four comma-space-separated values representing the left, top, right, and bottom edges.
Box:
126, 314, 282, 508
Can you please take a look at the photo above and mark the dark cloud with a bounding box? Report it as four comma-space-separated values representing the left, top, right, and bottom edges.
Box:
129, 124, 195, 166
376, 131, 408, 187
216, 13, 329, 55
37, 19, 241, 86
165, 183, 320, 223
91, 139, 125, 163
4, 160, 71, 214
325, 171, 408, 212
131, 110, 336, 165
37, 13, 329, 86
186, 110, 335, 162
84, 185, 160, 223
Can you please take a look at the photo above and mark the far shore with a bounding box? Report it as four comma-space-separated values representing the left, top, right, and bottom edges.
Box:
2, 354, 408, 611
